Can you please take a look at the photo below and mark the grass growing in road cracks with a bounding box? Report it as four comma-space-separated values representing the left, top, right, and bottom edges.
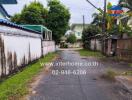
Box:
101, 69, 117, 81
124, 64, 132, 76
0, 52, 57, 100
123, 71, 132, 76
78, 49, 104, 57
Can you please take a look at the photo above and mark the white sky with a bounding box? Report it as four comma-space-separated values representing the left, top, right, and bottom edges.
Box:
3, 0, 119, 24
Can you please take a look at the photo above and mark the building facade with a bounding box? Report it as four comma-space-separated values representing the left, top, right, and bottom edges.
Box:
70, 24, 89, 40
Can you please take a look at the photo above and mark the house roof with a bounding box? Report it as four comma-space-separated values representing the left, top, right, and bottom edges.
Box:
0, 19, 41, 34
0, 4, 10, 17
70, 23, 89, 30
0, 0, 17, 4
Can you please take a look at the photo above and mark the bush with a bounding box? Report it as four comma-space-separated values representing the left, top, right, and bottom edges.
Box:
67, 34, 77, 44
82, 25, 101, 49
64, 44, 68, 48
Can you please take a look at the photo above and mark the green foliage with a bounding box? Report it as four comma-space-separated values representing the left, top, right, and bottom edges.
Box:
108, 24, 132, 36
67, 34, 77, 44
91, 13, 103, 28
11, 13, 21, 24
123, 71, 132, 75
82, 25, 101, 49
0, 53, 57, 100
46, 0, 71, 44
63, 44, 68, 48
11, 1, 70, 44
11, 1, 48, 25
78, 49, 103, 57
119, 0, 132, 10
101, 69, 117, 81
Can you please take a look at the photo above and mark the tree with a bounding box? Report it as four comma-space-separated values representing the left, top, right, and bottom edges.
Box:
67, 34, 77, 44
46, 0, 70, 44
11, 13, 21, 24
82, 25, 101, 49
91, 13, 103, 28
108, 24, 132, 36
11, 1, 48, 25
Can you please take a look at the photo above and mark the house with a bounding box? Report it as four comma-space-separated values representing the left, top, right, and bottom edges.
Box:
71, 24, 89, 40
70, 24, 89, 47
0, 0, 17, 19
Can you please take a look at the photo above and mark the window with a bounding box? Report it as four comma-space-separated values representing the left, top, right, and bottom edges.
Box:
78, 32, 81, 36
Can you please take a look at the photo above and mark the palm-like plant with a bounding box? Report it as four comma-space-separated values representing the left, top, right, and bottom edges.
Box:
119, 0, 132, 10
91, 13, 103, 28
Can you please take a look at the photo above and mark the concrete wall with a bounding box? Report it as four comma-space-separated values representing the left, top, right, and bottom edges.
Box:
42, 41, 55, 56
90, 39, 102, 51
0, 25, 55, 77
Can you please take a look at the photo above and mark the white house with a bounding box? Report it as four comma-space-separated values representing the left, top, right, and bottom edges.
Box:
70, 24, 89, 40
66, 24, 89, 47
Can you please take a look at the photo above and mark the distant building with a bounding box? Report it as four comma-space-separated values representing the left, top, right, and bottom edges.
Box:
70, 24, 89, 40
67, 24, 89, 48
0, 0, 17, 19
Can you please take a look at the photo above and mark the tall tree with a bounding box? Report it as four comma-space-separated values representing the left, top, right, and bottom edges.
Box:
46, 0, 70, 44
11, 1, 48, 25
82, 25, 101, 49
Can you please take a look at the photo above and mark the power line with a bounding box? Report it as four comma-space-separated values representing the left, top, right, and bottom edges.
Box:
86, 0, 99, 10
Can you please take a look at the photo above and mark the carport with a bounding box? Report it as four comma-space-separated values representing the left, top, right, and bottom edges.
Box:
21, 25, 52, 40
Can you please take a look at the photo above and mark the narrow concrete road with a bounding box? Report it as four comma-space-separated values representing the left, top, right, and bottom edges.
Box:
29, 50, 130, 100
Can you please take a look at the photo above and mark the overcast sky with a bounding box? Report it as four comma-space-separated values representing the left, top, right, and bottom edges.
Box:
3, 0, 119, 24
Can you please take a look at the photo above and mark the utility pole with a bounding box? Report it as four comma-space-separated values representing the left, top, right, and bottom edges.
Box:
102, 0, 107, 54
102, 0, 107, 33
83, 15, 85, 31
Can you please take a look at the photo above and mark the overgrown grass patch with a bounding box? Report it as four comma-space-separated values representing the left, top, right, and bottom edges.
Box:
77, 49, 104, 57
0, 52, 57, 100
129, 63, 132, 67
101, 69, 117, 81
123, 71, 132, 76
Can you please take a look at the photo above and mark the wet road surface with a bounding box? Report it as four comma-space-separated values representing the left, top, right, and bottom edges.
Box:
29, 50, 131, 100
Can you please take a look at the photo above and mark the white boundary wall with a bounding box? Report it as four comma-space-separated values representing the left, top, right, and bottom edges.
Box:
3, 35, 42, 65
0, 25, 55, 76
90, 39, 102, 51
42, 41, 55, 56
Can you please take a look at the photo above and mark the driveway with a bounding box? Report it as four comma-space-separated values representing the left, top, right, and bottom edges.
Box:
29, 50, 131, 100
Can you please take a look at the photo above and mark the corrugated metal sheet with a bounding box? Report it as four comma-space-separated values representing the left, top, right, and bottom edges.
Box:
0, 19, 41, 34
21, 25, 51, 33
